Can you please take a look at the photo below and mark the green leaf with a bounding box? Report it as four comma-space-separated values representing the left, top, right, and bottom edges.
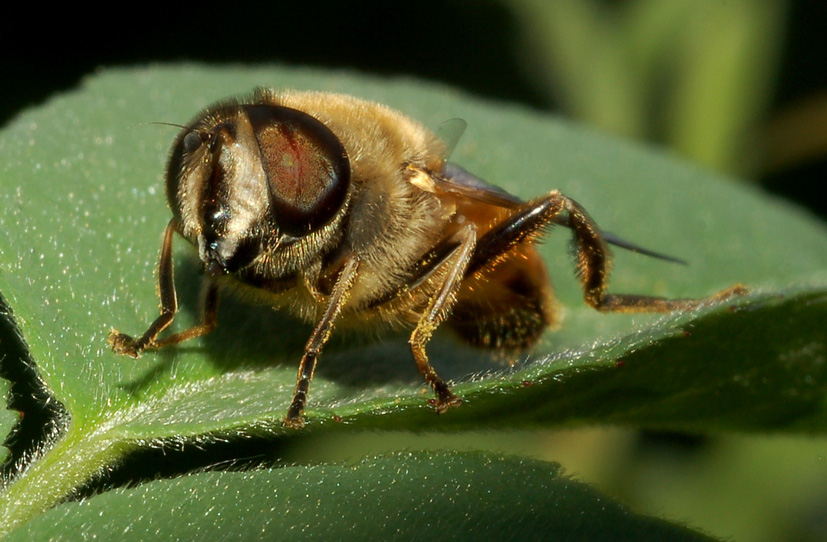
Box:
0, 65, 825, 535
6, 452, 714, 542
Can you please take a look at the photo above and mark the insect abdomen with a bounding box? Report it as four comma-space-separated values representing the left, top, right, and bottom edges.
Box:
448, 245, 556, 350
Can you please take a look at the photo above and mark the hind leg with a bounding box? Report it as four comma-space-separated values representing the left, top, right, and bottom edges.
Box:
544, 191, 746, 312
461, 190, 744, 319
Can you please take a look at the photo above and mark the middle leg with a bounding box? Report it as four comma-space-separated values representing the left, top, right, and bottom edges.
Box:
409, 222, 478, 412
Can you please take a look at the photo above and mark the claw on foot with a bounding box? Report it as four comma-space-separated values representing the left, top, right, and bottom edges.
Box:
710, 284, 749, 303
432, 394, 463, 414
283, 415, 306, 430
107, 329, 142, 358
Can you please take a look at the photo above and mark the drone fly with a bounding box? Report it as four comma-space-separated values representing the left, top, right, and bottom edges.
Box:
109, 89, 744, 427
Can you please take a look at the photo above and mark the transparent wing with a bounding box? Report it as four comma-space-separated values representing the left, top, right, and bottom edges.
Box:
437, 162, 525, 209
436, 118, 467, 161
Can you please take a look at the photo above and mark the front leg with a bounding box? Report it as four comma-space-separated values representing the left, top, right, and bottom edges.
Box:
284, 256, 361, 428
108, 217, 220, 357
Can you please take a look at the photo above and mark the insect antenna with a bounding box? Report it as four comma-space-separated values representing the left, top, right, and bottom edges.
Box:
148, 121, 189, 130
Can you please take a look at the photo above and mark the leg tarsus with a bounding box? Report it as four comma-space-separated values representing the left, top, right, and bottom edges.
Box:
431, 380, 463, 413
153, 281, 220, 348
282, 415, 306, 430
108, 281, 219, 356
708, 283, 749, 302
284, 381, 309, 429
594, 283, 749, 313
107, 329, 149, 358
107, 307, 176, 357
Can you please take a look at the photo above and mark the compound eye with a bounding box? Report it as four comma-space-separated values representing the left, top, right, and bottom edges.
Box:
245, 104, 350, 237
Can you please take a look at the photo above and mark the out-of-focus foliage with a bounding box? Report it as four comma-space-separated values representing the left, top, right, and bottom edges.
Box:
506, 0, 787, 177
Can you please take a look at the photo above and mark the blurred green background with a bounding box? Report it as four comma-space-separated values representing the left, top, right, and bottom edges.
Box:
2, 1, 825, 541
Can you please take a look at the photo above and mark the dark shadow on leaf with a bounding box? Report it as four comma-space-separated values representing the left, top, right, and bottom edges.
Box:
0, 294, 67, 480
117, 356, 178, 397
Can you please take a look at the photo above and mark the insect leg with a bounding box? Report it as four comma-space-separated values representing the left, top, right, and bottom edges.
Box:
108, 218, 221, 357
285, 256, 360, 428
152, 280, 219, 348
508, 191, 744, 312
410, 222, 477, 412
108, 218, 181, 357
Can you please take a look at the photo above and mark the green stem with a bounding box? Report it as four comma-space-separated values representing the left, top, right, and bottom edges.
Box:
0, 421, 131, 537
